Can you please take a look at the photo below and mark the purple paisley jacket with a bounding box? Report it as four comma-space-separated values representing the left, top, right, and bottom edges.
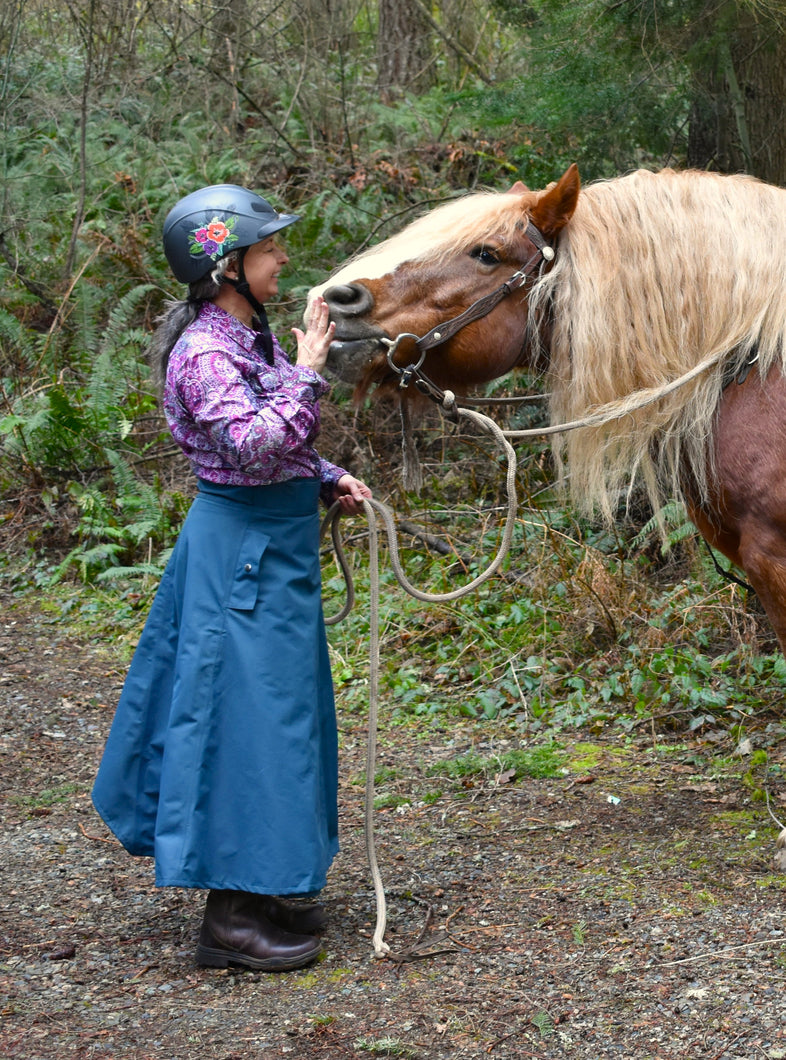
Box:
164, 302, 347, 501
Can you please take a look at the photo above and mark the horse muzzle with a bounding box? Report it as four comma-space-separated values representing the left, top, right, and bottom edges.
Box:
324, 282, 390, 380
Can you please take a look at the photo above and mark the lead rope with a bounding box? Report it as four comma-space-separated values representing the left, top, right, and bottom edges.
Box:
322, 405, 519, 959
322, 347, 729, 959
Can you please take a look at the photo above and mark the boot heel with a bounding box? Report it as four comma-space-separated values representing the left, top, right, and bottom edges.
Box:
195, 944, 230, 968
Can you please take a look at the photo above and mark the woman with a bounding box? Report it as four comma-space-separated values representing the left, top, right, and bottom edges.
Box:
92, 184, 372, 972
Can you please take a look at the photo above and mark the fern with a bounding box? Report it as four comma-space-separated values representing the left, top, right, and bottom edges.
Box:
530, 1011, 555, 1038
0, 306, 46, 377
630, 501, 694, 554
49, 541, 127, 585
96, 561, 167, 583
99, 285, 155, 365
69, 282, 103, 367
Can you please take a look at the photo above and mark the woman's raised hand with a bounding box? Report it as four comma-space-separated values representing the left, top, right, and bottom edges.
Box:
292, 295, 336, 375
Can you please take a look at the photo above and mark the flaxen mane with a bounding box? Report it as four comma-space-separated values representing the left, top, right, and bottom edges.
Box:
528, 168, 786, 520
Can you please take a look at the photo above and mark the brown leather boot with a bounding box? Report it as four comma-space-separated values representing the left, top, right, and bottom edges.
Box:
257, 894, 327, 935
196, 890, 322, 971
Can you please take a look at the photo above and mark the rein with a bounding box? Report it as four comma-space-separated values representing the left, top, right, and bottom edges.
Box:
326, 349, 746, 960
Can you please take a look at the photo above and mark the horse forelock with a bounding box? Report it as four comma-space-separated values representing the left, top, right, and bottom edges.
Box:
318, 191, 531, 290
528, 167, 786, 521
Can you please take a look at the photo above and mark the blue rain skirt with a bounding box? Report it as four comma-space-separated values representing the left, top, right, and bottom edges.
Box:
92, 478, 339, 894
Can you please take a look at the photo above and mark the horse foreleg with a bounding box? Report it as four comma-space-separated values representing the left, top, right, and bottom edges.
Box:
688, 364, 786, 655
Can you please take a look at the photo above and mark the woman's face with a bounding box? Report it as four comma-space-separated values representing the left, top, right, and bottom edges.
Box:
241, 237, 289, 302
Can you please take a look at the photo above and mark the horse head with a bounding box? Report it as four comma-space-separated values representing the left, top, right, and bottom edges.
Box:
311, 165, 580, 396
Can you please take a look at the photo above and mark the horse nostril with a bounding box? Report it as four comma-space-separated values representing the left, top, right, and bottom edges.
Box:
324, 282, 374, 316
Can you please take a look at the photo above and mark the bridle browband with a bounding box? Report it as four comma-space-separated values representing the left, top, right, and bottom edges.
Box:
382, 218, 555, 402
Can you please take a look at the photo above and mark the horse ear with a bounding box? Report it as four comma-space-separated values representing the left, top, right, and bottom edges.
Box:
529, 163, 580, 236
508, 179, 530, 194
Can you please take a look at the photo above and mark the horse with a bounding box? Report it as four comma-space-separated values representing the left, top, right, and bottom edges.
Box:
309, 164, 786, 654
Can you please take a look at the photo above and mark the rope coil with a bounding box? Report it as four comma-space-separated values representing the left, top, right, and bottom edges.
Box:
322, 405, 520, 959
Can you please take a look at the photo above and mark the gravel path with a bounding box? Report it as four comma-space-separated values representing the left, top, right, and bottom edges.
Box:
2, 589, 786, 1059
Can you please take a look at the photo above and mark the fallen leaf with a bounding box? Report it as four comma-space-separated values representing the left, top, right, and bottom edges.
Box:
495, 769, 516, 785
45, 944, 76, 961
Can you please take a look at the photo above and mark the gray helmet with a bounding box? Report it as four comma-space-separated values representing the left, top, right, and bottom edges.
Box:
162, 184, 300, 284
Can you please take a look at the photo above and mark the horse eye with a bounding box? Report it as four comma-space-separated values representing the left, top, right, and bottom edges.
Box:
470, 246, 500, 266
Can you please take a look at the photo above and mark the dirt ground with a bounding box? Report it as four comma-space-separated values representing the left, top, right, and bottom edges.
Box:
2, 584, 786, 1060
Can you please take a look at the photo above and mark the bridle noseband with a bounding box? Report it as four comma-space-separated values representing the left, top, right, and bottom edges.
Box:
382, 219, 555, 401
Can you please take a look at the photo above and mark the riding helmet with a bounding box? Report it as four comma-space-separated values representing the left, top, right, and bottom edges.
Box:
162, 184, 300, 284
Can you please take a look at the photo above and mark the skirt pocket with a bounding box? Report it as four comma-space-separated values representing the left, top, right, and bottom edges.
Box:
227, 525, 271, 611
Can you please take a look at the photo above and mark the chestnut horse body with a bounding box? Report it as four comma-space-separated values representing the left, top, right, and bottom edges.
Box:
311, 165, 786, 652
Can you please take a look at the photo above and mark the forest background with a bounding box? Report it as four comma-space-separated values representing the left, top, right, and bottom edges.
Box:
3, 0, 786, 737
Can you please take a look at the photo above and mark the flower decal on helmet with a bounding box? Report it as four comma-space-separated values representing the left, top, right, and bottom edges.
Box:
188, 215, 238, 263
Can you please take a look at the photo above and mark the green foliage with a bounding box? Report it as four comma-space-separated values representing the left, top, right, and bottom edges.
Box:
0, 271, 178, 577
355, 1039, 419, 1058
11, 781, 81, 812
545, 641, 785, 734
454, 0, 690, 183
630, 501, 695, 553
531, 1010, 556, 1038
323, 450, 785, 741
50, 457, 179, 585
1, 0, 784, 749
427, 742, 565, 780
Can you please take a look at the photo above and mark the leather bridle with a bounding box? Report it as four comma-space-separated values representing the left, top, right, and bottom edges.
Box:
382, 218, 555, 401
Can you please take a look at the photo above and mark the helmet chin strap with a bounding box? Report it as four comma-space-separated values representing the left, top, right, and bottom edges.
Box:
224, 249, 275, 365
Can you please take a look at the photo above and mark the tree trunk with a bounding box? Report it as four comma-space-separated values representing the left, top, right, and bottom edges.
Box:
687, 3, 786, 184
295, 0, 355, 50
377, 0, 434, 100
729, 9, 786, 184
